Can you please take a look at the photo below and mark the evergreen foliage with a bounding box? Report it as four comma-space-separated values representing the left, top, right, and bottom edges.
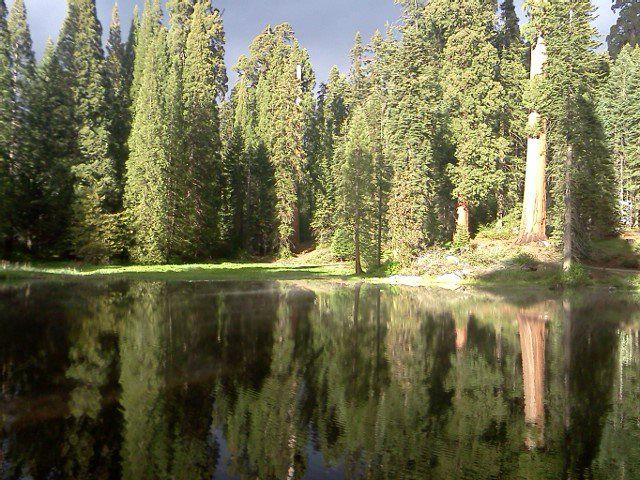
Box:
599, 45, 640, 226
608, 0, 640, 59
0, 0, 9, 250
526, 0, 619, 262
0, 0, 630, 271
105, 3, 131, 207
124, 1, 171, 264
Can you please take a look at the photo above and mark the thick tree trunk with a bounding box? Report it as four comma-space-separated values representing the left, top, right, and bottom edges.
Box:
563, 144, 574, 271
455, 200, 469, 240
518, 35, 548, 244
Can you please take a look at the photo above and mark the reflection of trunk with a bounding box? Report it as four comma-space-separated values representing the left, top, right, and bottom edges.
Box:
518, 35, 548, 244
518, 309, 546, 449
455, 200, 469, 241
455, 318, 468, 351
563, 299, 572, 431
353, 283, 361, 325
563, 144, 574, 271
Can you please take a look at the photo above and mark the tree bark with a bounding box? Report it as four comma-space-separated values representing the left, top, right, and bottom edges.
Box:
456, 200, 469, 240
518, 35, 548, 244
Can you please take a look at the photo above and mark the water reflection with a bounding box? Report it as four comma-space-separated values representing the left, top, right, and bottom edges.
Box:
1, 281, 640, 479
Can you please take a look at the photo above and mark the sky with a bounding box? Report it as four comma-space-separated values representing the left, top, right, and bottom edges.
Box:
14, 0, 618, 87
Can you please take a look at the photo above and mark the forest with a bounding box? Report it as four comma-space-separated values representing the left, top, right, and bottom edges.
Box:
0, 0, 639, 273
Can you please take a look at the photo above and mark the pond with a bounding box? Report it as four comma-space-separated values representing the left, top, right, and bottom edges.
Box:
1, 280, 639, 479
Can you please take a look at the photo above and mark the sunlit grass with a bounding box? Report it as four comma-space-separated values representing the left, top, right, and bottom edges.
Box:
0, 260, 355, 282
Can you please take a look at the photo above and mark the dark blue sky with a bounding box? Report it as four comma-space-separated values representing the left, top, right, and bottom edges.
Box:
15, 0, 617, 86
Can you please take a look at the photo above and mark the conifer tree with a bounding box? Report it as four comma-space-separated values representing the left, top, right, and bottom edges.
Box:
29, 40, 75, 255
60, 0, 120, 261
496, 0, 528, 221
598, 45, 640, 226
163, 0, 192, 257
124, 5, 138, 85
7, 0, 37, 252
528, 0, 618, 267
106, 2, 131, 207
366, 30, 392, 268
608, 0, 640, 59
179, 0, 227, 257
348, 32, 367, 105
131, 0, 161, 105
312, 65, 349, 245
334, 106, 375, 274
124, 2, 171, 264
440, 0, 507, 244
0, 0, 11, 250
385, 5, 443, 264
237, 24, 314, 256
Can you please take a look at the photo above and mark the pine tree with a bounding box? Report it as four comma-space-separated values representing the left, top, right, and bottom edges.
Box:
179, 0, 227, 258
385, 5, 444, 264
608, 0, 640, 59
7, 0, 37, 252
598, 45, 640, 226
366, 30, 392, 268
61, 0, 120, 261
334, 106, 375, 274
124, 2, 171, 264
348, 32, 367, 105
105, 2, 131, 208
440, 0, 507, 245
29, 40, 75, 255
0, 0, 11, 252
237, 24, 314, 256
131, 0, 161, 105
529, 0, 619, 267
496, 0, 528, 221
311, 65, 349, 245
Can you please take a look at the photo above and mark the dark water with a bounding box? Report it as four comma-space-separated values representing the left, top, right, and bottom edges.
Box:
1, 280, 640, 480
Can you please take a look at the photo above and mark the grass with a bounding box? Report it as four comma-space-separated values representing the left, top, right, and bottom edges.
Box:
0, 260, 355, 282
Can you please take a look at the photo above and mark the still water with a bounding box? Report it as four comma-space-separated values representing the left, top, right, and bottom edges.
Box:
1, 280, 640, 479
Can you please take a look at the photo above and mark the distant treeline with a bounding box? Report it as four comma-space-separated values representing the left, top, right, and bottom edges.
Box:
0, 0, 638, 268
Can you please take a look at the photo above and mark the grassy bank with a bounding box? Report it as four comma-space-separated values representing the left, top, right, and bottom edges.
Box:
0, 260, 355, 282
4, 233, 640, 290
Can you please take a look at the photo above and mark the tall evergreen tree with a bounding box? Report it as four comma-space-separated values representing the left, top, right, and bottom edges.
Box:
60, 0, 120, 261
105, 2, 131, 207
29, 40, 75, 255
598, 45, 640, 226
440, 0, 507, 244
124, 1, 171, 264
131, 0, 161, 105
528, 0, 618, 267
311, 65, 349, 245
0, 0, 11, 251
237, 24, 314, 256
7, 0, 37, 252
607, 0, 640, 59
496, 0, 528, 221
334, 106, 375, 274
385, 4, 445, 264
178, 0, 227, 258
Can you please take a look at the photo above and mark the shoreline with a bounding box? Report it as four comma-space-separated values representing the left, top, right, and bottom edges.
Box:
2, 260, 640, 292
